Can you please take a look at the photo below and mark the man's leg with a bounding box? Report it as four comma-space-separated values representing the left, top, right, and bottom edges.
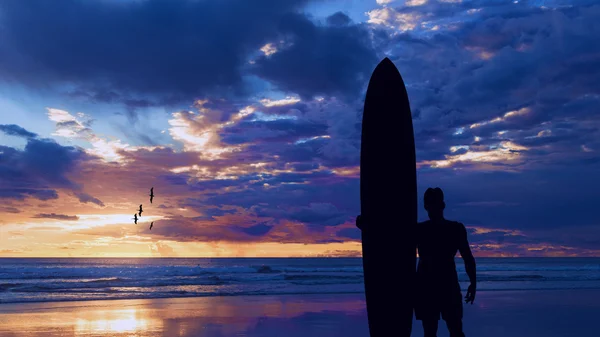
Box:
445, 317, 465, 337
442, 290, 465, 337
422, 319, 439, 337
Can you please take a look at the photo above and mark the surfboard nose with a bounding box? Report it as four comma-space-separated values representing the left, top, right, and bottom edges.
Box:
373, 57, 399, 76
377, 57, 394, 68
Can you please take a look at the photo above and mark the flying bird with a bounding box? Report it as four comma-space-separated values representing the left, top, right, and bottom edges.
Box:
149, 222, 154, 230
132, 213, 138, 224
149, 187, 154, 204
138, 204, 143, 217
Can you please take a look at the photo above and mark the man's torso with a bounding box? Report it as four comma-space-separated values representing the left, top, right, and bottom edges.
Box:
416, 219, 463, 292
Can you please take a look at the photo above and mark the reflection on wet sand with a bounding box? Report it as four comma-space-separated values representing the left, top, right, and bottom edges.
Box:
73, 308, 157, 335
2, 291, 599, 337
0, 294, 368, 337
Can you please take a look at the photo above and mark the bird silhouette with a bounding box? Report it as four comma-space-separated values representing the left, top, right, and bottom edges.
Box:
132, 213, 138, 224
149, 187, 154, 204
138, 204, 143, 217
149, 222, 154, 230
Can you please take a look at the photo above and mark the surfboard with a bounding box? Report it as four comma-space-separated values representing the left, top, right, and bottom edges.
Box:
359, 57, 417, 337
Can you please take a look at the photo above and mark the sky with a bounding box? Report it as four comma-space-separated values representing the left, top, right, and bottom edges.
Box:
1, 0, 599, 258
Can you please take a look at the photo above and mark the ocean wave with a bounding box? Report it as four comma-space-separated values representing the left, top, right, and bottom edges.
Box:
2, 258, 600, 304
4, 285, 600, 305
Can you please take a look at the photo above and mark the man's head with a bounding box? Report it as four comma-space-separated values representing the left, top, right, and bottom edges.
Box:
424, 187, 445, 219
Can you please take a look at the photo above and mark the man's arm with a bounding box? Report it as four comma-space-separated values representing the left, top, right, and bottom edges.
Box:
458, 223, 476, 303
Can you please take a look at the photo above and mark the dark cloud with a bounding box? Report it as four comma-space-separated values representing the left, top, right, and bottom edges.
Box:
75, 192, 105, 207
145, 214, 333, 244
336, 227, 361, 241
0, 127, 104, 203
232, 223, 274, 236
184, 204, 238, 221
33, 213, 79, 221
287, 202, 348, 227
203, 172, 357, 210
223, 98, 362, 169
0, 206, 21, 213
251, 12, 380, 100
370, 2, 600, 172
0, 124, 38, 138
0, 0, 312, 108
0, 188, 59, 201
145, 215, 261, 243
221, 118, 328, 145
326, 11, 352, 26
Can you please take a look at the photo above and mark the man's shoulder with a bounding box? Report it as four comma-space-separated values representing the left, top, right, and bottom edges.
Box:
417, 219, 464, 226
417, 219, 466, 231
444, 219, 466, 230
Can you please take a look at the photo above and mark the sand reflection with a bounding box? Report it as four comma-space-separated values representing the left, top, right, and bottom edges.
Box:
0, 294, 368, 337
74, 308, 158, 335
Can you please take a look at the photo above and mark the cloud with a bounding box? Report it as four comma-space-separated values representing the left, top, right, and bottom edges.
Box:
0, 124, 38, 138
1, 1, 599, 258
0, 0, 312, 109
0, 126, 104, 204
46, 108, 131, 163
310, 249, 362, 257
251, 12, 380, 100
149, 242, 177, 257
33, 213, 79, 221
367, 6, 424, 31
336, 227, 361, 241
232, 223, 274, 236
0, 206, 21, 214
359, 1, 600, 173
287, 203, 349, 227
0, 188, 59, 201
74, 192, 105, 207
0, 249, 30, 254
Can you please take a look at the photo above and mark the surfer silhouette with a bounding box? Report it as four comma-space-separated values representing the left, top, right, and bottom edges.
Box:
416, 187, 476, 337
355, 187, 476, 337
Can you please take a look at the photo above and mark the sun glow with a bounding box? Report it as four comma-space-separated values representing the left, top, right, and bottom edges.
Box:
22, 214, 165, 231
75, 308, 155, 334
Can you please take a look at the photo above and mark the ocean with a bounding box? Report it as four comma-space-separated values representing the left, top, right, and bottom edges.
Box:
1, 257, 599, 304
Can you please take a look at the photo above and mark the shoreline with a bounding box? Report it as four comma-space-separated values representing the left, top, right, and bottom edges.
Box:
0, 287, 600, 307
4, 287, 600, 306
1, 290, 599, 336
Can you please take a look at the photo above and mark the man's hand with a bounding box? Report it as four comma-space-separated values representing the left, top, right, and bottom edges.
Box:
356, 215, 364, 230
464, 283, 476, 304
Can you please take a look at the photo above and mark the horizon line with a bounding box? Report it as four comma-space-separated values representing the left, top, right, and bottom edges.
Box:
1, 256, 599, 259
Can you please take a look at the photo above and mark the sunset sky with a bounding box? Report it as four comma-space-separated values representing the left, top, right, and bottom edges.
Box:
1, 0, 599, 258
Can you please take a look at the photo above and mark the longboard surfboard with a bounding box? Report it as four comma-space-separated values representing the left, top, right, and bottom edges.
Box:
359, 57, 417, 337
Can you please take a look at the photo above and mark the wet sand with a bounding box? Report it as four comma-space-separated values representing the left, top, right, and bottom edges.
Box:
0, 290, 598, 336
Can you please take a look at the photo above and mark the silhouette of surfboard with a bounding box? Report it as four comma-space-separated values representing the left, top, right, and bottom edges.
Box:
360, 57, 417, 337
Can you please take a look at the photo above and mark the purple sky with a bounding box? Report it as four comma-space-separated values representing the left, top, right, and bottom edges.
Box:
0, 0, 599, 257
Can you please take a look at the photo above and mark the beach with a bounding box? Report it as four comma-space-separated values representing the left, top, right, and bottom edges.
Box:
1, 290, 599, 337
1, 258, 599, 336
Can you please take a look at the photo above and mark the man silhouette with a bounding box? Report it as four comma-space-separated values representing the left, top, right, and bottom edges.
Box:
355, 187, 476, 336
416, 187, 476, 337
